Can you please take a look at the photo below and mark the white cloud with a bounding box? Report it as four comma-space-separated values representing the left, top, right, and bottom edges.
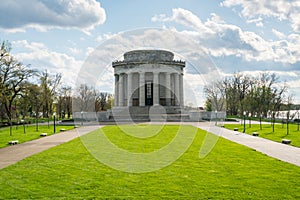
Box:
12, 40, 82, 87
0, 0, 106, 32
152, 8, 300, 65
246, 17, 264, 27
151, 14, 170, 22
272, 29, 286, 39
95, 33, 119, 43
221, 0, 300, 32
68, 47, 81, 55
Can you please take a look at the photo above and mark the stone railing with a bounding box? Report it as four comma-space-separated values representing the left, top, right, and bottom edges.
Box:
112, 60, 185, 67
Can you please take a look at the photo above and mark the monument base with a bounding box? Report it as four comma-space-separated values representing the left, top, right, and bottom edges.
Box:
110, 106, 189, 122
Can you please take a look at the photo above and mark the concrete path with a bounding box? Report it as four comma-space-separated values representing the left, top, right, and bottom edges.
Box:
0, 125, 100, 170
195, 122, 300, 167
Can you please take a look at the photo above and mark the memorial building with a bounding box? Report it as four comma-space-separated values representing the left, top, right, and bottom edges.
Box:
112, 50, 185, 109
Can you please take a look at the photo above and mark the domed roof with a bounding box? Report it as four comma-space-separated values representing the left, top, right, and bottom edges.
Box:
124, 50, 174, 62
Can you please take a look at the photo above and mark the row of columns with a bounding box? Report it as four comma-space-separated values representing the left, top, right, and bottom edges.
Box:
115, 72, 183, 107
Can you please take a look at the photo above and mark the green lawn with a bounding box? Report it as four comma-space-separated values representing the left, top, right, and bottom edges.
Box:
224, 123, 300, 147
0, 124, 300, 199
0, 124, 74, 148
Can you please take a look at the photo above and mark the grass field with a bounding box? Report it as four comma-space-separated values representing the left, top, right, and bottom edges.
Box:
0, 125, 300, 199
224, 123, 300, 147
0, 124, 74, 148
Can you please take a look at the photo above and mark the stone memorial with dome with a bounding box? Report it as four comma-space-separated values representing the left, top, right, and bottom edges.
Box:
111, 50, 186, 120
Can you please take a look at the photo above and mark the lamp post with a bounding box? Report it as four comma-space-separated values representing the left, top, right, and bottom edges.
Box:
243, 111, 246, 133
21, 119, 25, 134
53, 113, 56, 134
297, 111, 299, 131
260, 113, 263, 130
81, 111, 83, 126
249, 112, 252, 128
215, 110, 218, 125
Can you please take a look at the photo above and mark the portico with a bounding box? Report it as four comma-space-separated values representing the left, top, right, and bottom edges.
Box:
112, 50, 185, 108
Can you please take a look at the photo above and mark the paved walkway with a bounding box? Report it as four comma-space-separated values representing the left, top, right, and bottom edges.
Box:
0, 125, 100, 170
195, 122, 300, 167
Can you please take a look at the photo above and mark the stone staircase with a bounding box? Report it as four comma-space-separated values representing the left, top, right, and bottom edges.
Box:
110, 106, 190, 122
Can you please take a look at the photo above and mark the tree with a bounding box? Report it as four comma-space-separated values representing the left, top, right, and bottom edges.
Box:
286, 95, 294, 135
73, 84, 95, 112
204, 80, 226, 112
18, 83, 37, 119
106, 94, 113, 110
40, 70, 61, 118
270, 83, 287, 132
28, 84, 43, 131
61, 86, 72, 119
0, 41, 36, 135
204, 71, 293, 132
56, 86, 72, 119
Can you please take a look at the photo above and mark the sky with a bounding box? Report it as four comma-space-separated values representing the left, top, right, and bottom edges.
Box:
1, 0, 300, 106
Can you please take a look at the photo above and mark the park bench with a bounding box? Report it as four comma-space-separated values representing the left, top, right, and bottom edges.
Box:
282, 139, 291, 144
8, 140, 19, 145
234, 128, 238, 131
252, 132, 259, 136
40, 133, 47, 137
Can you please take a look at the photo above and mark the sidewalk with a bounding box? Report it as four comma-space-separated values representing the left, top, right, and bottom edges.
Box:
196, 122, 300, 167
0, 125, 100, 170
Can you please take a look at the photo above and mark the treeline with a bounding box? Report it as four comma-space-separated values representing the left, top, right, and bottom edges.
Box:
72, 84, 113, 113
0, 41, 112, 129
204, 72, 295, 119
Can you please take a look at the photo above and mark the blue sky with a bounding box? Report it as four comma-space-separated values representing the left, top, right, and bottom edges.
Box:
1, 0, 300, 105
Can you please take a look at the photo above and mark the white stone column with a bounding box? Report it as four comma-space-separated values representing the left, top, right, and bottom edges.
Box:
180, 73, 184, 107
127, 73, 132, 106
165, 72, 171, 106
139, 72, 145, 106
118, 73, 124, 107
114, 74, 119, 106
174, 73, 180, 106
153, 72, 159, 105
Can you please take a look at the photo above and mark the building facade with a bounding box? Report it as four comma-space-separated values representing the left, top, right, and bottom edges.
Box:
112, 50, 185, 108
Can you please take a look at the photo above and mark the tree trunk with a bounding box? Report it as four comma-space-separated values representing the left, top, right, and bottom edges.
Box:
9, 118, 12, 136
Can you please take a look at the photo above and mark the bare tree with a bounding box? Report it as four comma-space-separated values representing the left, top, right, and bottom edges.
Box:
0, 41, 36, 135
204, 80, 226, 112
56, 86, 73, 119
73, 84, 95, 112
286, 95, 294, 135
40, 70, 61, 118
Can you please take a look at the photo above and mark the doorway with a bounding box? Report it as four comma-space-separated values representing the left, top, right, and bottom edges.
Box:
145, 81, 153, 106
